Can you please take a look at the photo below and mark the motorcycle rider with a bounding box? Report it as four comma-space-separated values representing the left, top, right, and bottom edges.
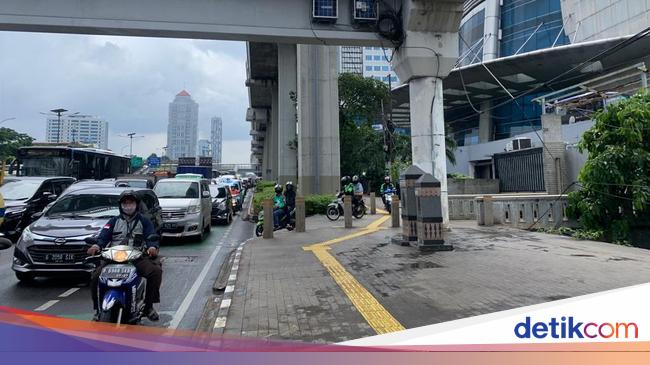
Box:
272, 184, 287, 229
352, 175, 364, 209
87, 190, 162, 322
380, 176, 396, 207
284, 181, 296, 216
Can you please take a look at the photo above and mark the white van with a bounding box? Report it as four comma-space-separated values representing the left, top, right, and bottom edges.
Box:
153, 177, 212, 240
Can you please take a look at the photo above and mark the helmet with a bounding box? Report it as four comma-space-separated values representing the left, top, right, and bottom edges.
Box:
352, 175, 359, 183
285, 181, 294, 191
119, 190, 140, 205
384, 176, 390, 183
341, 176, 349, 184
274, 184, 283, 194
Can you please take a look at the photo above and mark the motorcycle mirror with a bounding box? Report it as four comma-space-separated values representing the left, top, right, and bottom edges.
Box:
84, 236, 99, 245
147, 234, 160, 242
0, 238, 12, 250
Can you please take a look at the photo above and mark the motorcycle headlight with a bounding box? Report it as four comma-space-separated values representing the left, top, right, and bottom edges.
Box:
112, 250, 129, 263
187, 205, 201, 214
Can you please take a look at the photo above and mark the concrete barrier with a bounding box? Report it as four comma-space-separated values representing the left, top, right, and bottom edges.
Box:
263, 199, 273, 239
370, 192, 376, 215
296, 196, 305, 232
344, 196, 353, 228
391, 196, 400, 228
475, 194, 572, 229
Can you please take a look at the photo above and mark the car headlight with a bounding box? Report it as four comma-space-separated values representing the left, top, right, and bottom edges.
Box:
18, 227, 34, 245
187, 205, 201, 214
5, 207, 26, 216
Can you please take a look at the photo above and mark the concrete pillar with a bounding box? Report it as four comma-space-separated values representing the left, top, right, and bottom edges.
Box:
270, 84, 279, 181
344, 196, 353, 228
409, 77, 449, 227
541, 112, 568, 195
415, 173, 452, 251
277, 44, 298, 185
297, 44, 341, 195
370, 192, 376, 215
478, 101, 493, 143
262, 111, 272, 180
295, 196, 305, 232
263, 199, 273, 239
391, 196, 401, 228
483, 0, 501, 61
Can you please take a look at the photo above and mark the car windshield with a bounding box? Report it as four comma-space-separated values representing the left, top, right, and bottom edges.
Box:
116, 180, 148, 188
46, 194, 120, 218
154, 181, 199, 198
0, 181, 41, 200
209, 186, 227, 198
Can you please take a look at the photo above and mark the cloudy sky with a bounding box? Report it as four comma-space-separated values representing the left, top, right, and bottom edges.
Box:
0, 31, 251, 163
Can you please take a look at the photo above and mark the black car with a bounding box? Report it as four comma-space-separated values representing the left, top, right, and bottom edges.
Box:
209, 184, 234, 225
0, 177, 75, 242
12, 187, 162, 282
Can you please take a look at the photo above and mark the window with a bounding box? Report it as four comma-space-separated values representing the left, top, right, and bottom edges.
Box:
374, 66, 381, 71
365, 66, 372, 71
365, 55, 372, 60
373, 55, 381, 61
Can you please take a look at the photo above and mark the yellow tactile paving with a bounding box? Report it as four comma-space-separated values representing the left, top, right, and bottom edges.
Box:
303, 214, 405, 334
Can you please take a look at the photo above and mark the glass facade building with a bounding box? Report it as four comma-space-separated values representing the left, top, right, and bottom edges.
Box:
500, 0, 569, 56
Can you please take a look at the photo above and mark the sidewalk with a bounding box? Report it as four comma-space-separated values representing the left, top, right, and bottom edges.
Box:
223, 212, 650, 343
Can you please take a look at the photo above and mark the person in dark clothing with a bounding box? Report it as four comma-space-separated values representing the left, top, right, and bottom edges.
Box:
284, 181, 296, 214
87, 190, 162, 322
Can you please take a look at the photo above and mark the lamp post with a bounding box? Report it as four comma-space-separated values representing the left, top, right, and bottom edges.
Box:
0, 117, 16, 125
40, 109, 78, 144
119, 133, 144, 157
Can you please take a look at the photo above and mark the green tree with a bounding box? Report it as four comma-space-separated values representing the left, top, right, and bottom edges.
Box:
0, 127, 35, 162
568, 91, 650, 243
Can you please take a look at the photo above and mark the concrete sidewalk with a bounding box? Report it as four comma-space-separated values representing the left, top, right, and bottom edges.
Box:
223, 213, 650, 343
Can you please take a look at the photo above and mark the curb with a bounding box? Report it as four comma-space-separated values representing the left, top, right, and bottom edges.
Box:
210, 237, 252, 334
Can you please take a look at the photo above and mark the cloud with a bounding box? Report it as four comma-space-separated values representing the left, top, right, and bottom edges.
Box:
0, 32, 250, 163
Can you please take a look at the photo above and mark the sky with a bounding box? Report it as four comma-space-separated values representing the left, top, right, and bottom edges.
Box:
0, 31, 251, 163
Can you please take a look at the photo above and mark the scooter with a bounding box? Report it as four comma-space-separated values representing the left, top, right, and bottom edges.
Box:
382, 188, 396, 214
255, 208, 295, 237
326, 193, 366, 221
85, 234, 159, 324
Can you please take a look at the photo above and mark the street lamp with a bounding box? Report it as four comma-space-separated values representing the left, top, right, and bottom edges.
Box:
118, 132, 144, 157
40, 109, 79, 144
0, 117, 16, 125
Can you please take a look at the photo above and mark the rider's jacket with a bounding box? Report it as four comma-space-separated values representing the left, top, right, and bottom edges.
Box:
96, 213, 159, 249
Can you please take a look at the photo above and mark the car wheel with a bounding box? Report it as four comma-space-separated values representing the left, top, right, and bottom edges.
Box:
15, 272, 35, 283
205, 221, 211, 233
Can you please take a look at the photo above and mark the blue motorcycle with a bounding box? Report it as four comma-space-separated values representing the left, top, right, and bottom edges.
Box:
85, 235, 158, 324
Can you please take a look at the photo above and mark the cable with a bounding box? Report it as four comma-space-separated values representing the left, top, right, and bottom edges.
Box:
526, 181, 577, 230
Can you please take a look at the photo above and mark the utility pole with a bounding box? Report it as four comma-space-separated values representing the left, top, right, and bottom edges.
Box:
120, 133, 144, 157
50, 108, 67, 143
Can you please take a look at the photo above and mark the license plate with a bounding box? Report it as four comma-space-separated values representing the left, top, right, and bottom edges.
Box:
45, 253, 75, 263
163, 223, 177, 229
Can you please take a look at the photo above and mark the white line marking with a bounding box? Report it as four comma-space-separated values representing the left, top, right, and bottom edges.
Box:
34, 300, 59, 312
225, 285, 234, 293
232, 265, 239, 271
168, 236, 225, 329
213, 316, 227, 329
228, 274, 237, 282
219, 299, 231, 309
59, 288, 80, 298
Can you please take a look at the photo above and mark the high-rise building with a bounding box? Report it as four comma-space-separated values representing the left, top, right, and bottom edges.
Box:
198, 139, 211, 157
166, 90, 198, 160
46, 114, 108, 149
340, 46, 363, 75
210, 117, 223, 164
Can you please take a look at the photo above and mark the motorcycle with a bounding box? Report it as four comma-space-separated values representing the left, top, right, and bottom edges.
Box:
326, 193, 366, 221
85, 234, 159, 324
255, 208, 295, 237
382, 188, 396, 214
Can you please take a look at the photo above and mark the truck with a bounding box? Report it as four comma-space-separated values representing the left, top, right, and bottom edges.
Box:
176, 165, 212, 179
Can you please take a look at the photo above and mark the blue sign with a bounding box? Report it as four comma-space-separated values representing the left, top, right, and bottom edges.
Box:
148, 157, 161, 167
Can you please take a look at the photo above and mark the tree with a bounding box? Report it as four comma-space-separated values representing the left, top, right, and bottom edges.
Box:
568, 91, 650, 243
0, 127, 35, 162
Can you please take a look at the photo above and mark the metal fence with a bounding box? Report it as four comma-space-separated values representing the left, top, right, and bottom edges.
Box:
494, 147, 545, 193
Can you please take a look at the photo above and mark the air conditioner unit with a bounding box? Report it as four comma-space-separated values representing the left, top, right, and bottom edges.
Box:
353, 0, 378, 22
313, 0, 338, 23
505, 137, 532, 151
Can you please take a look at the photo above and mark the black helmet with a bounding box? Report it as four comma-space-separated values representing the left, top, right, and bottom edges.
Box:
274, 184, 283, 194
352, 175, 359, 183
119, 190, 140, 205
285, 181, 294, 191
341, 176, 349, 184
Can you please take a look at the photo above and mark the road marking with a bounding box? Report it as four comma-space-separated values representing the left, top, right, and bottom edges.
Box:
58, 288, 80, 298
219, 299, 231, 309
167, 239, 224, 329
224, 285, 234, 293
303, 214, 405, 335
213, 316, 227, 329
228, 274, 237, 282
232, 264, 239, 271
34, 300, 59, 312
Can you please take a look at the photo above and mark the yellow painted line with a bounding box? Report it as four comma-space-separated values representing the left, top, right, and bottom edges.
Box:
302, 214, 405, 334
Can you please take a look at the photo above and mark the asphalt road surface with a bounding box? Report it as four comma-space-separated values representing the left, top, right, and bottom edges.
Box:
0, 199, 254, 330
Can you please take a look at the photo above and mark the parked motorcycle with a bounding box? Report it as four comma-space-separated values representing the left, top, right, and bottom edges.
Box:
326, 193, 366, 221
85, 234, 159, 325
255, 208, 295, 237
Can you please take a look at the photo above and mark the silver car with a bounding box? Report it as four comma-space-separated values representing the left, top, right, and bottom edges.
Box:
153, 178, 212, 240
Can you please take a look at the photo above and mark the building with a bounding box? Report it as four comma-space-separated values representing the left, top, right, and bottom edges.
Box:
46, 114, 108, 149
166, 89, 198, 160
339, 46, 399, 84
340, 46, 363, 75
198, 139, 211, 157
210, 117, 223, 163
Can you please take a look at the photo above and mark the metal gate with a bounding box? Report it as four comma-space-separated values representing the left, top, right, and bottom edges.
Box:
494, 147, 545, 192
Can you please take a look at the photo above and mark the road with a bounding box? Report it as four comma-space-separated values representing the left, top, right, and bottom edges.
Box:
0, 197, 254, 331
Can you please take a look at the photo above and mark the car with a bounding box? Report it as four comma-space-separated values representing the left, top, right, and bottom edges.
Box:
114, 178, 155, 189
0, 177, 75, 242
209, 184, 234, 225
11, 187, 162, 282
153, 177, 212, 240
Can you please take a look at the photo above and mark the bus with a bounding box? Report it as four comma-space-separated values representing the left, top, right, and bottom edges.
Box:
12, 146, 131, 180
